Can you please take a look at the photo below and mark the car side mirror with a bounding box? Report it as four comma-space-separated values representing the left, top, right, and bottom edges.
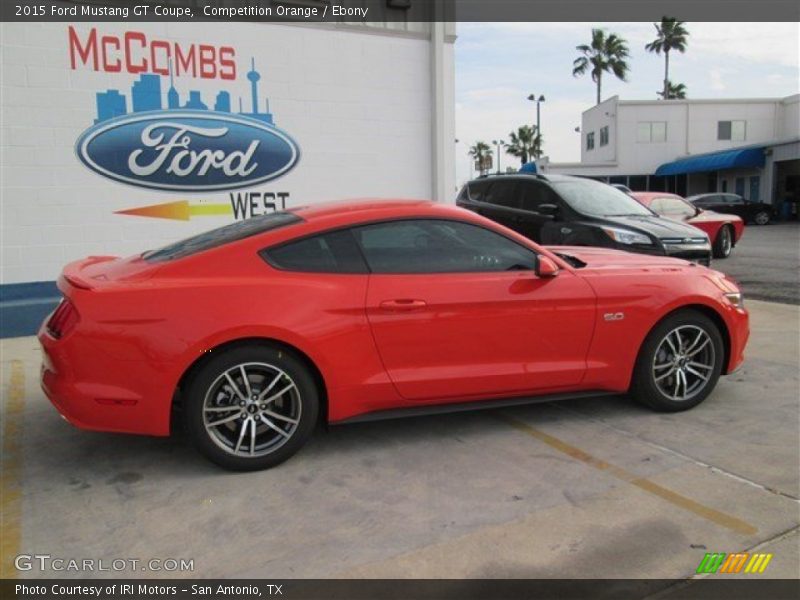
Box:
538, 203, 560, 219
536, 256, 560, 278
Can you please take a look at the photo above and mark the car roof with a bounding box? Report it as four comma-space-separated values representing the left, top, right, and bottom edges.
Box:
631, 192, 685, 200
289, 198, 479, 228
467, 173, 584, 184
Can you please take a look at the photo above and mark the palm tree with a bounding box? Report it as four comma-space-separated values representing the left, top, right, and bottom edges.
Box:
468, 141, 493, 175
506, 125, 544, 164
646, 17, 689, 101
657, 81, 687, 100
573, 28, 630, 105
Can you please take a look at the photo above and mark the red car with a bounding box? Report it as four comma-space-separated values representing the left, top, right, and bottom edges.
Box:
631, 192, 744, 259
40, 200, 749, 470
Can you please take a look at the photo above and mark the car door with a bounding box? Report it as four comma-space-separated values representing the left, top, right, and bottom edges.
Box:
354, 218, 597, 402
722, 194, 747, 219
479, 180, 521, 231
514, 180, 565, 243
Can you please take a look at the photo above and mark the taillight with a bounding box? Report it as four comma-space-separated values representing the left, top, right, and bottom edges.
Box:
46, 299, 79, 339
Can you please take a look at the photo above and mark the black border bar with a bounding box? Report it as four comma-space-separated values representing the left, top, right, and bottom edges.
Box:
3, 579, 800, 600
2, 0, 799, 23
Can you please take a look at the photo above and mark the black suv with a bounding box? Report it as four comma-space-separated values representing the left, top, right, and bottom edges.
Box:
456, 173, 712, 265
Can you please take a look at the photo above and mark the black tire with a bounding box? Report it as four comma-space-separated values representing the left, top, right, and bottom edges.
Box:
630, 309, 724, 412
753, 210, 770, 226
183, 344, 319, 471
712, 225, 733, 259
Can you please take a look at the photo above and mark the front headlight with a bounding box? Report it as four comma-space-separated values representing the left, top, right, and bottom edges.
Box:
602, 226, 652, 245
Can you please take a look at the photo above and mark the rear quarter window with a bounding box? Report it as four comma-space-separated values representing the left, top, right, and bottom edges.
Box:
261, 229, 368, 274
143, 212, 302, 262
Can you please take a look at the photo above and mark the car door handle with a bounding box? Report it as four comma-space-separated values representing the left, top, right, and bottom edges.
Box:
379, 299, 427, 311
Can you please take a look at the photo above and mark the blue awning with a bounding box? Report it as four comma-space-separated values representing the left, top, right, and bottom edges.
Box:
519, 161, 537, 173
655, 147, 765, 176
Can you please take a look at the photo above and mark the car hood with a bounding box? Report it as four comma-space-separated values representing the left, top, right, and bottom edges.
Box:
593, 215, 708, 240
547, 246, 700, 270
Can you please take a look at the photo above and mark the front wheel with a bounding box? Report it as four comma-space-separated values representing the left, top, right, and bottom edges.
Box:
712, 225, 733, 258
183, 344, 319, 471
630, 310, 724, 412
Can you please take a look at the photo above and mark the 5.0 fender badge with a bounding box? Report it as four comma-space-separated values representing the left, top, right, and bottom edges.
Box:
604, 312, 625, 321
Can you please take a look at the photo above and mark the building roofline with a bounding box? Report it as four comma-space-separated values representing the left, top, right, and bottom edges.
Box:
582, 93, 799, 115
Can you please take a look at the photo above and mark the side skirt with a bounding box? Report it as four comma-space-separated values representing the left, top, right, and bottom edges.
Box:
334, 390, 617, 425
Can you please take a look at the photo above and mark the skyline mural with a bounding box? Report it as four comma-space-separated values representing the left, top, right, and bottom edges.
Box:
94, 57, 274, 125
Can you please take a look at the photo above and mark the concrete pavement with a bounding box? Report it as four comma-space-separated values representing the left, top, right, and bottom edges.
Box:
0, 300, 797, 583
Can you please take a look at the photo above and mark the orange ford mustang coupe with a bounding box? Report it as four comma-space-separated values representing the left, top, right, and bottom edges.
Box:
40, 200, 749, 470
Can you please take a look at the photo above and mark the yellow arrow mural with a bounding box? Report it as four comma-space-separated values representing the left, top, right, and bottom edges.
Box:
115, 200, 233, 221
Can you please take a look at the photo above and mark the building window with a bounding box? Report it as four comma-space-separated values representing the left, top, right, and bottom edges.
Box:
599, 126, 609, 146
586, 131, 595, 150
636, 121, 666, 143
718, 120, 746, 141
749, 176, 760, 201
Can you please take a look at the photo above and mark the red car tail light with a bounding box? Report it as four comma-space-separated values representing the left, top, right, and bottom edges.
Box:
46, 299, 79, 339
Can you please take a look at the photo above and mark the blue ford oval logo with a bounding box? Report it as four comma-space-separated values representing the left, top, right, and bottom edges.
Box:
75, 111, 300, 192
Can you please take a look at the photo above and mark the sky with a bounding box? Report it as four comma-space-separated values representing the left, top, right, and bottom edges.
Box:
455, 22, 800, 183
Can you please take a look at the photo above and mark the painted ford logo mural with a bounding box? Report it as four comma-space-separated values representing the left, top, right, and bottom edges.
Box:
76, 111, 300, 192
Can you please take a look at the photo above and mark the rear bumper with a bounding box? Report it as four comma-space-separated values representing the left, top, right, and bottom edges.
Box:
38, 321, 172, 436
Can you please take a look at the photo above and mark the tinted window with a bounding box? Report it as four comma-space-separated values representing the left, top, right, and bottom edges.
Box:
483, 181, 520, 208
354, 219, 537, 274
552, 180, 653, 218
518, 181, 560, 213
263, 229, 368, 273
465, 180, 491, 202
144, 212, 301, 262
724, 194, 744, 204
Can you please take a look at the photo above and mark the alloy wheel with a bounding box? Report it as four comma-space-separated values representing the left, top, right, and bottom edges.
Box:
202, 362, 301, 457
754, 211, 770, 225
652, 325, 716, 402
720, 227, 732, 256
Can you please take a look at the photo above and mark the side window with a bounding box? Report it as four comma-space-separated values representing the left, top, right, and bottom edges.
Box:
353, 219, 537, 274
261, 229, 368, 273
518, 182, 560, 213
483, 181, 519, 208
726, 195, 744, 204
465, 180, 491, 202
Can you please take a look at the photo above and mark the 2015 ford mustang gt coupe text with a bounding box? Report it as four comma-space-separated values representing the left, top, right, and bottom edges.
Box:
40, 200, 749, 470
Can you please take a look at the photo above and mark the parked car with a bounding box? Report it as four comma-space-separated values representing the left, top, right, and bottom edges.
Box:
610, 183, 633, 194
456, 174, 712, 265
686, 193, 773, 225
631, 192, 744, 259
40, 200, 748, 471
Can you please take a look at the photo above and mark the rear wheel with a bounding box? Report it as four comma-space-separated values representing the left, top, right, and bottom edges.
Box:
630, 310, 724, 412
183, 345, 319, 471
712, 225, 733, 258
753, 210, 770, 225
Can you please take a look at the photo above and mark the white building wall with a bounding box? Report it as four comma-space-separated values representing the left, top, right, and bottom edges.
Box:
547, 95, 800, 185
0, 22, 454, 285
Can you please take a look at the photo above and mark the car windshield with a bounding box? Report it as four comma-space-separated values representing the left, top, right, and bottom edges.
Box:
652, 197, 696, 217
143, 212, 302, 262
553, 180, 654, 218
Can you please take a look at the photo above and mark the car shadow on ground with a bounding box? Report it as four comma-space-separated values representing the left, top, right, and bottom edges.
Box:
33, 393, 648, 480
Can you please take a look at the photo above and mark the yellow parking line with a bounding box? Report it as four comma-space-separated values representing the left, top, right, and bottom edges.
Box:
1, 360, 25, 579
496, 413, 758, 536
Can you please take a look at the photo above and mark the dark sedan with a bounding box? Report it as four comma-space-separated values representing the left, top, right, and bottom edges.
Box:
686, 193, 774, 225
456, 174, 712, 265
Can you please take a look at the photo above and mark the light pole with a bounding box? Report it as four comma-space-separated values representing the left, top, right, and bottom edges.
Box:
492, 139, 505, 173
527, 93, 545, 158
